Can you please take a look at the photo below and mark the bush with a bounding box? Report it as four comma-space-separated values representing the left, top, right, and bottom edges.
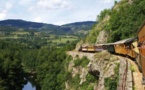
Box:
74, 56, 90, 67
104, 77, 118, 90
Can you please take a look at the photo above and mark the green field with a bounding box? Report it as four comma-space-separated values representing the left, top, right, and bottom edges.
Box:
11, 31, 29, 35
0, 31, 79, 47
52, 37, 77, 43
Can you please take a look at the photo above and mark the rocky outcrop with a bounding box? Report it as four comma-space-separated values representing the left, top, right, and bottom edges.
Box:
88, 51, 120, 90
79, 68, 88, 85
66, 49, 145, 90
66, 51, 137, 90
96, 30, 109, 44
75, 40, 83, 51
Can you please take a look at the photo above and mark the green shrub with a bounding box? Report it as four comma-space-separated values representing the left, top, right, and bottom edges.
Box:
104, 77, 118, 90
86, 74, 97, 83
129, 65, 135, 72
80, 74, 97, 90
74, 56, 90, 67
81, 56, 90, 67
69, 74, 80, 89
74, 58, 82, 67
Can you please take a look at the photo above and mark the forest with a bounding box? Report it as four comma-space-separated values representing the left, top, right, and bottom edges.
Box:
0, 38, 76, 90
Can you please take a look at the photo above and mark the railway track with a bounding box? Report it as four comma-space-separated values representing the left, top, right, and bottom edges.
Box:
120, 59, 128, 90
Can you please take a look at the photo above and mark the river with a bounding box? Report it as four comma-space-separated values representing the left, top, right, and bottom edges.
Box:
23, 81, 36, 90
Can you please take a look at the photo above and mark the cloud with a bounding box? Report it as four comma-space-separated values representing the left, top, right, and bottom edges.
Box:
18, 0, 32, 6
101, 0, 114, 3
0, 11, 7, 20
101, 0, 120, 3
33, 17, 43, 22
29, 0, 71, 12
0, 2, 13, 20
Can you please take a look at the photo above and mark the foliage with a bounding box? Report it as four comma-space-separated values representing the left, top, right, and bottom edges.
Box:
0, 40, 27, 90
97, 9, 111, 21
104, 77, 118, 90
69, 74, 80, 89
86, 0, 145, 43
0, 35, 77, 90
85, 23, 99, 43
108, 0, 145, 42
86, 74, 97, 83
74, 56, 90, 67
67, 73, 97, 90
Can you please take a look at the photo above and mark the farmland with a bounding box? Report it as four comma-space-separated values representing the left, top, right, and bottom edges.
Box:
0, 31, 79, 48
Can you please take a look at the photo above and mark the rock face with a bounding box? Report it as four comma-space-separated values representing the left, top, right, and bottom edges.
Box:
66, 51, 135, 90
89, 51, 120, 90
75, 40, 83, 51
96, 30, 109, 44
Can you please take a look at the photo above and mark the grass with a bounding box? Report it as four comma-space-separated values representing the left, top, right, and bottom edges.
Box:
51, 36, 78, 44
53, 38, 77, 43
0, 36, 21, 39
0, 32, 79, 47
11, 31, 29, 35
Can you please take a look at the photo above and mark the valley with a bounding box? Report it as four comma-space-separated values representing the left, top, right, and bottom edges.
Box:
0, 0, 145, 89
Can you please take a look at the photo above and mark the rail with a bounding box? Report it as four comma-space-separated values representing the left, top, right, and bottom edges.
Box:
120, 59, 128, 90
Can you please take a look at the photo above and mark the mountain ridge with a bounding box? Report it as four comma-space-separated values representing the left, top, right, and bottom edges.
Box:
0, 19, 96, 35
0, 19, 96, 29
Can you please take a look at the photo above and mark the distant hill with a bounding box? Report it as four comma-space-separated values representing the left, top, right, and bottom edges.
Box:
62, 21, 96, 31
0, 19, 46, 29
0, 19, 96, 35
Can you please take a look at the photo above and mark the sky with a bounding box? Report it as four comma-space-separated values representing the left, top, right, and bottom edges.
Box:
0, 0, 119, 25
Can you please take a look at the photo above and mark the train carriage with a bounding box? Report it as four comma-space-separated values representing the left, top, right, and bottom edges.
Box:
80, 46, 96, 52
102, 43, 115, 53
95, 44, 104, 52
137, 21, 145, 84
113, 38, 136, 58
87, 46, 95, 52
81, 47, 88, 51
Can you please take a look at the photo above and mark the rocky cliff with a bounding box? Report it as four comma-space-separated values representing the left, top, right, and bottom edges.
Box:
65, 51, 144, 90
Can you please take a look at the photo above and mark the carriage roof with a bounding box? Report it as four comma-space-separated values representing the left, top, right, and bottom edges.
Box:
114, 38, 136, 44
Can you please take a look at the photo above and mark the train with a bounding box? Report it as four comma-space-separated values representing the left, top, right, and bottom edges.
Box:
79, 21, 145, 84
79, 37, 137, 58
